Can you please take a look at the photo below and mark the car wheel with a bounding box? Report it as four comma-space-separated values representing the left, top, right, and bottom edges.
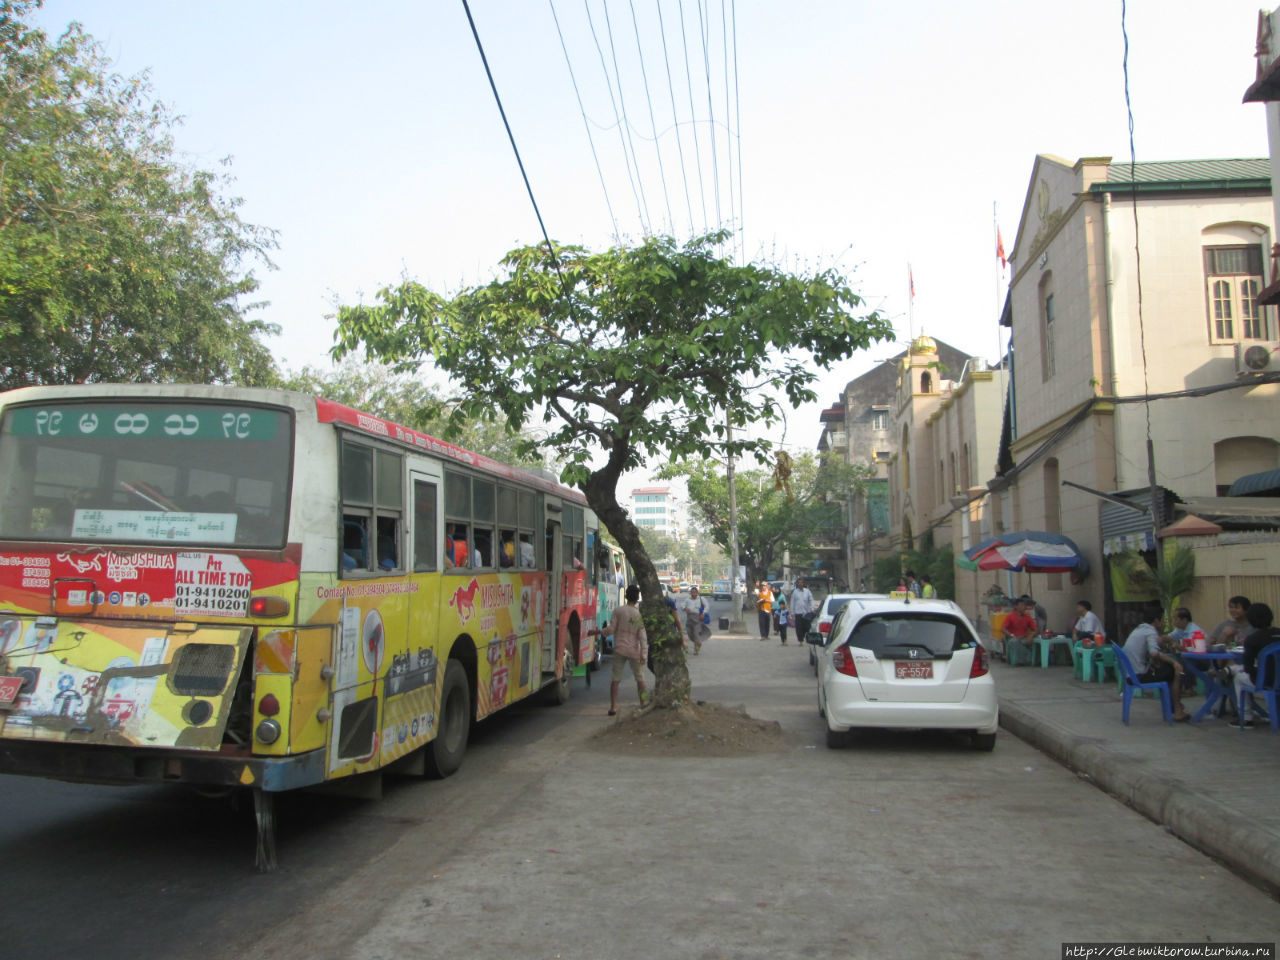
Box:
972, 731, 997, 752
825, 726, 850, 749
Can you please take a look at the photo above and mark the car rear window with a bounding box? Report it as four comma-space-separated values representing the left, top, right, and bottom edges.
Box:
824, 597, 852, 618
847, 614, 974, 657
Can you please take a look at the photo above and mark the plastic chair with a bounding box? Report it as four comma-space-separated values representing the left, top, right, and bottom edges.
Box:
1110, 643, 1173, 725
1238, 640, 1280, 732
1090, 645, 1116, 683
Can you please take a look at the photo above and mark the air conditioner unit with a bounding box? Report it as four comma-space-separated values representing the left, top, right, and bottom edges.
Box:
1235, 342, 1278, 376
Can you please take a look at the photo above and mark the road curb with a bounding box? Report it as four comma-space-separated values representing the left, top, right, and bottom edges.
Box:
999, 698, 1280, 895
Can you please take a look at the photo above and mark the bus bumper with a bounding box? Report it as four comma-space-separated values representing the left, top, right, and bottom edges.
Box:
0, 739, 327, 793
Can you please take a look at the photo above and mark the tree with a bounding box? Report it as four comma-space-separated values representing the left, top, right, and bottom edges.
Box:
278, 360, 548, 469
666, 454, 869, 584
334, 232, 891, 706
0, 2, 279, 388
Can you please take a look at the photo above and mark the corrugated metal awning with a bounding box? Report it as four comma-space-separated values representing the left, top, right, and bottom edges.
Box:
1226, 468, 1280, 497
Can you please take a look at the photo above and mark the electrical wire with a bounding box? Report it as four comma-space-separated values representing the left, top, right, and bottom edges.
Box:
697, 0, 723, 230
460, 0, 562, 275
584, 0, 648, 233
601, 0, 654, 234
720, 0, 736, 259
549, 0, 621, 241
730, 0, 744, 260
678, 0, 710, 233
1120, 0, 1157, 528
628, 0, 675, 234
655, 0, 696, 235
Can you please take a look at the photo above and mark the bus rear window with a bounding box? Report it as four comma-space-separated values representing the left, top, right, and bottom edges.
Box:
0, 401, 292, 548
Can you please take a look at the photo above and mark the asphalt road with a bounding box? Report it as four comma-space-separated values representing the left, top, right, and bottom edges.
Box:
2, 630, 1277, 959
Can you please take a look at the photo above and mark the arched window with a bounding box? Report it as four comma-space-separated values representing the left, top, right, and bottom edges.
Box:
1214, 436, 1280, 495
1202, 222, 1271, 343
920, 371, 933, 394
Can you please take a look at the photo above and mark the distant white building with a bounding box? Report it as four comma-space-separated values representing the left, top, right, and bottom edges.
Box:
629, 485, 681, 536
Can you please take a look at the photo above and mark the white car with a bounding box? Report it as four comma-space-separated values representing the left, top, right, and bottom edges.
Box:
814, 598, 998, 751
806, 593, 886, 670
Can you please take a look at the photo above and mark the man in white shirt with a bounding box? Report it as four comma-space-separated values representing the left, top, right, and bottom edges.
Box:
1072, 600, 1104, 643
789, 578, 816, 643
677, 586, 709, 655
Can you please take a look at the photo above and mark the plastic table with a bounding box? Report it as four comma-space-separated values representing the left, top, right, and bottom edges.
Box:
1031, 634, 1072, 668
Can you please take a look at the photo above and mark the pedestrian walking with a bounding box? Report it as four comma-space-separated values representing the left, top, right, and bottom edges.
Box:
774, 594, 791, 645
589, 584, 649, 715
755, 581, 773, 641
789, 578, 816, 646
679, 586, 710, 655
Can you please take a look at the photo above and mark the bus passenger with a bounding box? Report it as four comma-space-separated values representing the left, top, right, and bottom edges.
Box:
445, 524, 469, 568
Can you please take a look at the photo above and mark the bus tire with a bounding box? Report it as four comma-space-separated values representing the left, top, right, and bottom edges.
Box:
546, 643, 574, 705
426, 660, 471, 779
588, 634, 603, 671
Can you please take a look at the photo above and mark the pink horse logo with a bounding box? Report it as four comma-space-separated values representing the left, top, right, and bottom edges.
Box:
449, 578, 480, 624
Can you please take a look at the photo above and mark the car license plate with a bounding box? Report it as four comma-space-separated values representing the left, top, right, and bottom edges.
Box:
894, 661, 933, 679
0, 675, 23, 707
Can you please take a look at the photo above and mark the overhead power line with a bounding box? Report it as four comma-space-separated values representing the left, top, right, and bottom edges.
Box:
601, 0, 654, 234
549, 0, 621, 240
678, 0, 709, 233
585, 0, 649, 233
655, 0, 696, 235
460, 0, 559, 265
628, 0, 675, 234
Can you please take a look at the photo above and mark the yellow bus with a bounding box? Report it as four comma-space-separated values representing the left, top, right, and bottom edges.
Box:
0, 384, 606, 867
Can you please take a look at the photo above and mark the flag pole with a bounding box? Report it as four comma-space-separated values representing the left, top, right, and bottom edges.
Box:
907, 262, 915, 345
993, 201, 1007, 390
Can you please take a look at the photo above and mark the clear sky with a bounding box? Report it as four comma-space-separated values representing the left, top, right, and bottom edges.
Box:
33, 0, 1275, 459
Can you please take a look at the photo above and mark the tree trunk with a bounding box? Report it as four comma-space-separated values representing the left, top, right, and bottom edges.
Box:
582, 467, 690, 708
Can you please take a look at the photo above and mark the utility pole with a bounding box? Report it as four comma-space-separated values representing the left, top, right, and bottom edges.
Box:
727, 417, 745, 631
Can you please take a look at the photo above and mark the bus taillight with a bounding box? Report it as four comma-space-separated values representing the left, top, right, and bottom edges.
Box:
249, 596, 289, 618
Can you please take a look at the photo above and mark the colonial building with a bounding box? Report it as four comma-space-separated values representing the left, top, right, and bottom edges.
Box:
993, 154, 1280, 632
886, 336, 1005, 616
814, 337, 973, 588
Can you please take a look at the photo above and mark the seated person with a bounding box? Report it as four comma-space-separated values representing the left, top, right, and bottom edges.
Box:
1210, 596, 1252, 647
444, 524, 469, 568
1164, 606, 1204, 651
1122, 601, 1189, 721
343, 518, 367, 571
1001, 597, 1038, 663
1227, 602, 1280, 726
500, 538, 516, 568
518, 534, 536, 569
1072, 600, 1104, 643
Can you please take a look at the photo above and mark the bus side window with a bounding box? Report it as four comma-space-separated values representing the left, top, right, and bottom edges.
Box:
472, 527, 493, 569
445, 522, 470, 567
343, 517, 368, 571
376, 515, 399, 571
499, 529, 516, 567
413, 480, 437, 572
518, 531, 536, 568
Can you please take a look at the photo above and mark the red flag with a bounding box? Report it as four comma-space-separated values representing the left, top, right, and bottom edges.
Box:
996, 229, 1007, 269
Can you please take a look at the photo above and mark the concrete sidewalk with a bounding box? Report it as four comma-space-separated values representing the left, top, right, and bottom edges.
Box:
991, 656, 1280, 894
